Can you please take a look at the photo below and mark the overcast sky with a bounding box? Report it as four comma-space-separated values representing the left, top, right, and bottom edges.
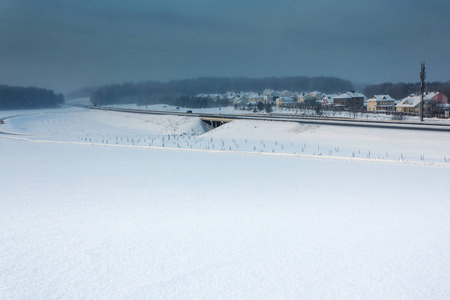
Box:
1, 0, 449, 92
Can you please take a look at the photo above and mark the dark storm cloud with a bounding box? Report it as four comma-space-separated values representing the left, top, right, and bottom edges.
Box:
1, 0, 450, 92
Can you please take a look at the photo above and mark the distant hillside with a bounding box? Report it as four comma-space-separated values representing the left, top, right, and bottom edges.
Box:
0, 85, 64, 110
90, 76, 354, 105
364, 81, 450, 100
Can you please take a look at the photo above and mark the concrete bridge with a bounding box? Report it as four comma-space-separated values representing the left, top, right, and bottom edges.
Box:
200, 117, 233, 128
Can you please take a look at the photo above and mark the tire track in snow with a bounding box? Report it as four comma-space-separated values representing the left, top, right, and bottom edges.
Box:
0, 115, 35, 136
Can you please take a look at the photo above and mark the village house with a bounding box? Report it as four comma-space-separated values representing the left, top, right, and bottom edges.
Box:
298, 91, 324, 105
395, 94, 433, 114
425, 91, 448, 104
232, 94, 249, 107
320, 94, 338, 107
263, 89, 280, 105
367, 95, 396, 113
280, 90, 295, 98
436, 104, 450, 118
276, 96, 296, 107
395, 92, 448, 115
248, 93, 265, 103
333, 91, 366, 109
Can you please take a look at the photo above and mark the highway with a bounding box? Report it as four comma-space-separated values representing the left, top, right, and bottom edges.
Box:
72, 104, 450, 132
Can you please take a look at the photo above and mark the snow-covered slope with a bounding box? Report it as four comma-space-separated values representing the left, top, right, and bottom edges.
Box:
2, 107, 450, 164
1, 107, 208, 139
1, 107, 450, 299
203, 119, 450, 164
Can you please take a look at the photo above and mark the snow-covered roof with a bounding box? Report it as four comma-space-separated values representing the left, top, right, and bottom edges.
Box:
334, 92, 366, 99
280, 90, 295, 97
224, 91, 238, 98
367, 95, 396, 102
249, 95, 265, 99
425, 92, 448, 100
307, 91, 324, 98
196, 93, 223, 99
396, 95, 432, 107
263, 89, 280, 96
425, 92, 440, 99
322, 94, 338, 103
233, 95, 249, 105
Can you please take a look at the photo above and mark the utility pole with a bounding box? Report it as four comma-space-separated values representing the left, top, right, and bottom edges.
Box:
419, 62, 426, 122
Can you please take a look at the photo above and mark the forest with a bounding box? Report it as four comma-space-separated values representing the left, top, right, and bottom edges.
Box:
0, 85, 64, 110
89, 76, 354, 106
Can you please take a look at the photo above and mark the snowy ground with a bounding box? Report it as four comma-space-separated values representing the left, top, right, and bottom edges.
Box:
1, 106, 450, 299
2, 107, 450, 164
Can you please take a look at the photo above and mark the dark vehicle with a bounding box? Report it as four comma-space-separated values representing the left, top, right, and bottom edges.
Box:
186, 110, 192, 113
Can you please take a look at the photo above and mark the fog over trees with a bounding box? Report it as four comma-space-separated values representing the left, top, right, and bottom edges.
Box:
89, 76, 354, 106
0, 85, 64, 110
174, 96, 231, 109
65, 86, 99, 101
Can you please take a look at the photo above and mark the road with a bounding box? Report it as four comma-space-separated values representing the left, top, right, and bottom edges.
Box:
72, 104, 450, 132
0, 115, 32, 135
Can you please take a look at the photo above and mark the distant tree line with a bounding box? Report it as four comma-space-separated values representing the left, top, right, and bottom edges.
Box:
364, 81, 450, 100
0, 85, 64, 110
90, 76, 354, 106
175, 96, 231, 108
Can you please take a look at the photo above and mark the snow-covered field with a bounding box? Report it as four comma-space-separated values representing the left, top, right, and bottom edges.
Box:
3, 106, 450, 164
1, 107, 450, 299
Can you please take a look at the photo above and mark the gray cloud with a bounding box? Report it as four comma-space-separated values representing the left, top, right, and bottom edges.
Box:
1, 0, 449, 92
